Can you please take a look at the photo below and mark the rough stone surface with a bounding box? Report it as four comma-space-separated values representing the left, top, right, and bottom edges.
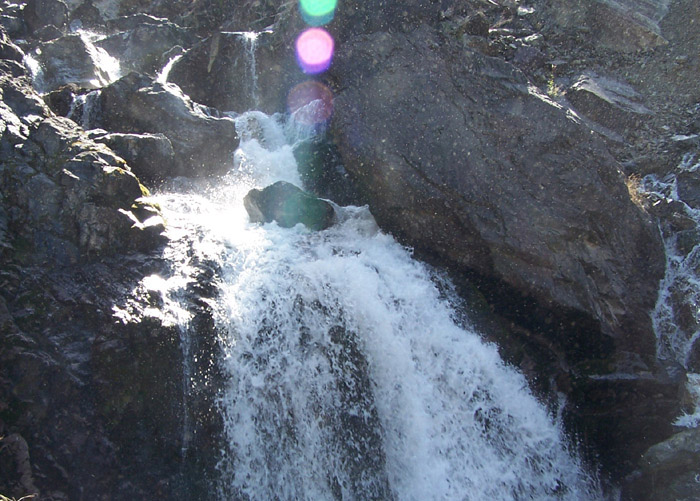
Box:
32, 34, 115, 92
97, 72, 239, 177
93, 131, 176, 182
96, 20, 196, 75
329, 26, 664, 360
168, 30, 295, 114
566, 71, 654, 133
244, 181, 336, 231
23, 0, 69, 35
622, 427, 700, 500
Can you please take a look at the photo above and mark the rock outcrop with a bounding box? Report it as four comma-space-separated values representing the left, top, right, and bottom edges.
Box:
329, 26, 664, 361
97, 72, 239, 177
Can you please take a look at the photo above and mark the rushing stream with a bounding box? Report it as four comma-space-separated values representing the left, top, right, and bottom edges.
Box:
149, 109, 603, 499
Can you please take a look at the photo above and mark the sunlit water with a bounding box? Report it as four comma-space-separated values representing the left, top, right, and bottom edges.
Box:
145, 110, 602, 500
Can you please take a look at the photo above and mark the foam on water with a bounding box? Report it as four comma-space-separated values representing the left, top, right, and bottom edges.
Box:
150, 110, 602, 500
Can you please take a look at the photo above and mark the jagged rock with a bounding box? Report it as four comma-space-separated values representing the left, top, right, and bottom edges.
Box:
622, 427, 700, 500
0, 28, 24, 62
567, 72, 654, 133
32, 34, 116, 92
97, 72, 239, 177
93, 131, 176, 182
244, 181, 335, 230
95, 20, 196, 75
43, 83, 81, 117
22, 0, 69, 35
537, 0, 670, 52
168, 30, 288, 114
69, 0, 105, 31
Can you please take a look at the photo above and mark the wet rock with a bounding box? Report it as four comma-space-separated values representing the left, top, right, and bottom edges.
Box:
566, 72, 654, 133
622, 427, 700, 501
0, 433, 39, 499
68, 0, 104, 31
32, 34, 115, 92
95, 20, 196, 75
566, 360, 687, 478
676, 171, 700, 209
0, 14, 25, 38
97, 72, 239, 177
23, 0, 69, 35
244, 181, 336, 230
330, 26, 664, 360
168, 30, 290, 114
93, 131, 176, 183
43, 83, 81, 117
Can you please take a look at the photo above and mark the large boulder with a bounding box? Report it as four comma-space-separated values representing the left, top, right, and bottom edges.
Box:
329, 26, 664, 359
622, 428, 700, 500
31, 34, 118, 92
243, 181, 335, 230
92, 131, 176, 183
327, 26, 673, 475
244, 181, 336, 231
22, 0, 69, 35
97, 72, 239, 177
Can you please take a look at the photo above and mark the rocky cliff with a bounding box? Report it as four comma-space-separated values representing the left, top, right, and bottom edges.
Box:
1, 0, 699, 499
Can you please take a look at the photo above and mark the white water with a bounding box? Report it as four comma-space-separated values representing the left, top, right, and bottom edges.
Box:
642, 148, 700, 427
147, 110, 602, 500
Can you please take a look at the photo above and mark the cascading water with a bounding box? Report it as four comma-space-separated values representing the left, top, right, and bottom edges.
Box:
149, 109, 603, 500
641, 143, 700, 427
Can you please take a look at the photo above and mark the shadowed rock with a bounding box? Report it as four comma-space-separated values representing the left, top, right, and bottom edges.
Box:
244, 181, 335, 230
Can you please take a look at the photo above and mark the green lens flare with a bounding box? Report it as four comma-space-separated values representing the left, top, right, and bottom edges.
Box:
300, 0, 337, 17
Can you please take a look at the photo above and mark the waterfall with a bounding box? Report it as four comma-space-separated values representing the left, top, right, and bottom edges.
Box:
67, 89, 101, 129
149, 109, 603, 500
222, 31, 269, 109
642, 145, 700, 427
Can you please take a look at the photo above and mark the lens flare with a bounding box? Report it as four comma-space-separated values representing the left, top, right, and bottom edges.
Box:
299, 0, 337, 26
295, 28, 334, 74
287, 80, 334, 125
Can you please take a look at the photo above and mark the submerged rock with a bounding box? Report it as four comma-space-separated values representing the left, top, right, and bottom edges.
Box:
244, 181, 336, 231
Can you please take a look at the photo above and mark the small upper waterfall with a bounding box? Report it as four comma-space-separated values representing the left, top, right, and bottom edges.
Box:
149, 109, 603, 500
642, 144, 700, 427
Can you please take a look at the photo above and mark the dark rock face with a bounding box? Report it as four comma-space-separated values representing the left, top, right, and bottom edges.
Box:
168, 30, 296, 114
244, 181, 335, 231
97, 72, 239, 177
566, 72, 654, 134
622, 428, 700, 500
92, 131, 176, 183
329, 26, 664, 360
22, 0, 69, 35
537, 0, 669, 52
